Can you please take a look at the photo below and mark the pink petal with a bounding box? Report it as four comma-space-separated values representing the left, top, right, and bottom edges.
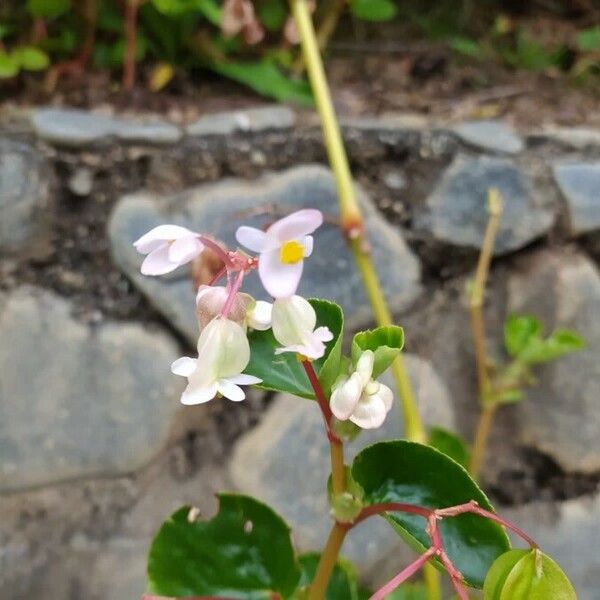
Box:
258, 248, 303, 298
303, 235, 314, 257
235, 226, 267, 252
171, 357, 197, 378
134, 224, 198, 253
168, 236, 203, 264
267, 209, 323, 244
217, 380, 246, 402
141, 245, 180, 275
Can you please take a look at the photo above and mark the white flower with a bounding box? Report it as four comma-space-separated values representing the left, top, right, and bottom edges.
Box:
330, 350, 393, 429
171, 317, 261, 405
235, 209, 323, 298
196, 285, 272, 331
271, 295, 333, 360
134, 225, 204, 276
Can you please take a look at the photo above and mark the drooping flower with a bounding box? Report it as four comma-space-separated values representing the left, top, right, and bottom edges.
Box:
330, 350, 393, 429
236, 209, 323, 298
271, 295, 332, 360
221, 0, 264, 44
196, 285, 272, 331
171, 317, 261, 405
134, 225, 204, 276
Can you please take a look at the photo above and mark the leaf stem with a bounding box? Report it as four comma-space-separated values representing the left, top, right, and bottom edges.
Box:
468, 188, 503, 479
290, 0, 425, 444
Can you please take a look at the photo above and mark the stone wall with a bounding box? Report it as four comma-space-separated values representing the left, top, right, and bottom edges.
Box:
1, 106, 599, 599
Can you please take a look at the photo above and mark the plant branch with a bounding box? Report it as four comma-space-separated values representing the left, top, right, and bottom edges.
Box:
290, 0, 425, 444
468, 188, 503, 478
307, 523, 348, 600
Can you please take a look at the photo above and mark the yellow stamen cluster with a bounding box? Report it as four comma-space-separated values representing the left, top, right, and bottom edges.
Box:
280, 240, 305, 264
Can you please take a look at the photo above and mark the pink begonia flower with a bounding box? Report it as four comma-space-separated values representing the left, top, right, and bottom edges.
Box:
271, 295, 333, 360
196, 285, 272, 331
236, 209, 323, 298
134, 225, 204, 276
330, 350, 393, 429
171, 317, 261, 405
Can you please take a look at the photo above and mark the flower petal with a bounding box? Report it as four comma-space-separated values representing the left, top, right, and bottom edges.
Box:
235, 226, 268, 253
247, 300, 272, 331
350, 394, 388, 429
168, 236, 203, 264
376, 382, 394, 412
141, 245, 180, 276
271, 296, 317, 347
259, 249, 303, 298
302, 235, 314, 257
171, 356, 197, 378
134, 225, 198, 253
356, 350, 375, 386
228, 373, 263, 385
181, 381, 218, 405
330, 373, 362, 420
217, 379, 246, 402
267, 209, 323, 243
314, 326, 333, 342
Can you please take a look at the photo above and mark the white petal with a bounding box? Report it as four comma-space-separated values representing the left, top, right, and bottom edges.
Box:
171, 356, 197, 378
330, 373, 363, 420
314, 326, 333, 342
134, 225, 198, 253
247, 300, 272, 331
141, 245, 179, 275
217, 380, 246, 402
266, 209, 323, 243
181, 381, 218, 405
235, 226, 267, 252
274, 343, 305, 356
271, 296, 317, 347
356, 350, 375, 386
168, 236, 203, 264
350, 394, 388, 429
228, 374, 262, 385
302, 235, 314, 257
376, 382, 394, 412
259, 249, 303, 298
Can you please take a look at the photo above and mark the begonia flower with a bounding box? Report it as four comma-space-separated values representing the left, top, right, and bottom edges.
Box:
330, 350, 393, 429
171, 317, 261, 405
236, 209, 323, 298
134, 225, 204, 276
271, 295, 332, 360
196, 285, 272, 331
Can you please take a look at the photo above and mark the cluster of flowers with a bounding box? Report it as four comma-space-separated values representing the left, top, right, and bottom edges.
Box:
134, 209, 393, 429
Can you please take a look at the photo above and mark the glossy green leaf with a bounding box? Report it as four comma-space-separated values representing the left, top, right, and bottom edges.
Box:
27, 0, 71, 19
350, 0, 397, 22
210, 60, 313, 105
484, 549, 576, 600
429, 427, 470, 469
351, 325, 404, 378
351, 441, 510, 589
246, 299, 343, 399
15, 47, 50, 71
577, 27, 600, 51
0, 53, 19, 79
504, 315, 541, 358
519, 329, 585, 364
258, 0, 287, 31
298, 553, 360, 600
147, 494, 300, 598
385, 583, 428, 599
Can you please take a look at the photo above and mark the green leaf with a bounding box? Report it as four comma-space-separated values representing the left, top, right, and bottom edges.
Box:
385, 583, 428, 599
147, 494, 300, 598
493, 388, 524, 405
350, 0, 397, 22
519, 329, 585, 364
15, 47, 50, 71
0, 53, 20, 79
429, 427, 471, 469
351, 325, 404, 378
258, 0, 287, 31
209, 60, 313, 105
351, 441, 510, 589
27, 0, 71, 19
451, 36, 481, 57
298, 553, 360, 600
484, 549, 576, 600
246, 299, 343, 399
504, 315, 541, 358
577, 27, 600, 51
151, 0, 221, 24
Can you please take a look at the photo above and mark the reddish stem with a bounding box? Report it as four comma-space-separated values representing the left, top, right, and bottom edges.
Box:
198, 236, 234, 268
351, 502, 432, 527
301, 360, 340, 444
123, 0, 141, 90
221, 269, 245, 318
207, 265, 228, 287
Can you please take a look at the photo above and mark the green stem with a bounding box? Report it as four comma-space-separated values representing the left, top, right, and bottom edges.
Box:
307, 523, 348, 600
290, 0, 425, 445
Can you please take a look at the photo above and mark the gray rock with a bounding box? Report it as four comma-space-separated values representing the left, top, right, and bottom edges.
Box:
539, 127, 600, 150
553, 163, 600, 235
0, 139, 51, 252
504, 495, 600, 600
68, 167, 94, 197
452, 120, 524, 155
228, 354, 454, 573
186, 106, 295, 137
109, 165, 422, 344
31, 108, 181, 147
0, 286, 183, 491
507, 249, 600, 473
416, 155, 555, 254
